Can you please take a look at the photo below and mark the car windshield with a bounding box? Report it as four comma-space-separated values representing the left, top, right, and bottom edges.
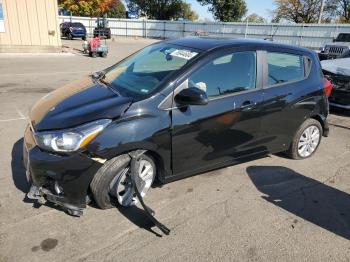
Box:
336, 34, 350, 42
101, 43, 200, 96
71, 23, 84, 27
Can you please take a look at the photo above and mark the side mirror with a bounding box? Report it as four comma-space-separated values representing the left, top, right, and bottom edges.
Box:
175, 87, 208, 106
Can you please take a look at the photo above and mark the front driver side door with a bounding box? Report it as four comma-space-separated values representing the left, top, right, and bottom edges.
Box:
171, 50, 266, 178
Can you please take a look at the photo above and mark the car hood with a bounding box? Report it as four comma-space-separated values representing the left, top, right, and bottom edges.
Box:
321, 58, 350, 76
30, 76, 133, 131
326, 42, 350, 47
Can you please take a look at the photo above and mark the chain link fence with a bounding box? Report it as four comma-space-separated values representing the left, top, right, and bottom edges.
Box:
59, 16, 350, 49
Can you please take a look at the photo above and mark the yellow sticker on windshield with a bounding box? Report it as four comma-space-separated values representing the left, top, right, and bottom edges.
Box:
170, 50, 198, 60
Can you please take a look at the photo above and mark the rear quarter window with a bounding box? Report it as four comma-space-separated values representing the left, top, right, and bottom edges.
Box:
267, 52, 305, 86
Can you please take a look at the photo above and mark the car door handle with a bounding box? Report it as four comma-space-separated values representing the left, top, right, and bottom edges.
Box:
240, 100, 256, 109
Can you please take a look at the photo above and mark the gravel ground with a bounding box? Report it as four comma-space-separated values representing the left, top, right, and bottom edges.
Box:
1, 38, 350, 262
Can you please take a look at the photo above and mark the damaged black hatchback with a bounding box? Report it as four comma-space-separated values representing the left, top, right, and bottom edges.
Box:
24, 38, 330, 216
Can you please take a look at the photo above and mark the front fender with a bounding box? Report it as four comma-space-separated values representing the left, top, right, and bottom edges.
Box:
86, 110, 172, 181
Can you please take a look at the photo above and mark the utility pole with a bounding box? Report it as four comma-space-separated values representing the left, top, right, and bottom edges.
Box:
318, 0, 325, 24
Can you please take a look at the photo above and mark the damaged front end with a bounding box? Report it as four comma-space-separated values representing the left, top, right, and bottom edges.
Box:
322, 58, 350, 110
323, 70, 350, 110
24, 124, 104, 216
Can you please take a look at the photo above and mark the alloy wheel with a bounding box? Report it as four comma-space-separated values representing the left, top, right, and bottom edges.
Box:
109, 159, 154, 207
297, 125, 321, 158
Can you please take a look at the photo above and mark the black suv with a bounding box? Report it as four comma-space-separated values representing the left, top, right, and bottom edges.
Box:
319, 33, 350, 60
60, 22, 87, 40
24, 38, 331, 216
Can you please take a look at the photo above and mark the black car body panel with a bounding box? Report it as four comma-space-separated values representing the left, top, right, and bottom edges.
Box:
29, 76, 133, 131
23, 38, 329, 213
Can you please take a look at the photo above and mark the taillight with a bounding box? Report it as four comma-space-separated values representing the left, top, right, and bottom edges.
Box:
323, 78, 333, 98
69, 27, 74, 32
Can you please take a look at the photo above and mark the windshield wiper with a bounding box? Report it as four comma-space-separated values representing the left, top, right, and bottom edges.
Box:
92, 71, 121, 96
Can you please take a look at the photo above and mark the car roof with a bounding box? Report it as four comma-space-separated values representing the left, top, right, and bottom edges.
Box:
166, 37, 311, 54
62, 22, 83, 25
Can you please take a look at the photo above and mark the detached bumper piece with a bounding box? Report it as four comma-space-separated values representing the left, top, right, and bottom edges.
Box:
129, 150, 170, 236
27, 184, 84, 216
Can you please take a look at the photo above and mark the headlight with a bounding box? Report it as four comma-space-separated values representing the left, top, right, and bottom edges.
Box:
34, 119, 111, 152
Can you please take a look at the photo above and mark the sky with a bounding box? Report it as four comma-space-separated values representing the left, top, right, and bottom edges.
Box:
186, 0, 275, 21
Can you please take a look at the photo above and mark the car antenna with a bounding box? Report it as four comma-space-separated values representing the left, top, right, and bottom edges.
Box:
128, 150, 171, 236
271, 24, 279, 41
265, 24, 280, 41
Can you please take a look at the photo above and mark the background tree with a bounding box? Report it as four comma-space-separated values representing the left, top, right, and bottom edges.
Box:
59, 0, 99, 16
327, 0, 350, 22
178, 2, 199, 21
106, 0, 126, 18
246, 13, 267, 23
59, 0, 125, 17
339, 0, 350, 21
126, 0, 198, 20
273, 0, 332, 23
197, 0, 247, 22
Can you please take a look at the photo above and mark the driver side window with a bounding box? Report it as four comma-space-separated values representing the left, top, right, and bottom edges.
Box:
186, 51, 257, 98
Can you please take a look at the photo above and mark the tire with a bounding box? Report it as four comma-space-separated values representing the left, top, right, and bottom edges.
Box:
91, 52, 97, 58
90, 153, 156, 209
287, 118, 323, 160
67, 33, 73, 40
101, 52, 107, 58
82, 36, 86, 41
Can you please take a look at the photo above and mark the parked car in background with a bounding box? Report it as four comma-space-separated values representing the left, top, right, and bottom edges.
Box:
339, 49, 350, 58
319, 33, 350, 60
322, 57, 350, 110
60, 22, 87, 40
126, 11, 139, 19
24, 38, 331, 216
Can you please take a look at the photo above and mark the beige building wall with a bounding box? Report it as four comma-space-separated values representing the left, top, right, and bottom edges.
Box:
0, 0, 62, 52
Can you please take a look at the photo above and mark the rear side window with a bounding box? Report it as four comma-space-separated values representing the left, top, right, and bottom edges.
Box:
267, 52, 305, 86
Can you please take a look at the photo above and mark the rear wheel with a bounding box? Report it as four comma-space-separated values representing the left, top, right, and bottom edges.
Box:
287, 119, 322, 160
67, 33, 73, 40
90, 154, 156, 209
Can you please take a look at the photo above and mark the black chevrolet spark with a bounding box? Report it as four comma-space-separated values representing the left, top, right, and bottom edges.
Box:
24, 38, 331, 216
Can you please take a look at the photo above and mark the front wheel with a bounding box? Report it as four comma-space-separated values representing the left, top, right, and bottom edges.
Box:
90, 154, 156, 209
287, 119, 322, 160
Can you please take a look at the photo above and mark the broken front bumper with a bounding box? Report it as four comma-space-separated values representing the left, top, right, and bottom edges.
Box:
23, 125, 103, 215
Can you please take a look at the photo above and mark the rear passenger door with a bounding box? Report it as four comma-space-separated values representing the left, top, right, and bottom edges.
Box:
260, 50, 313, 153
